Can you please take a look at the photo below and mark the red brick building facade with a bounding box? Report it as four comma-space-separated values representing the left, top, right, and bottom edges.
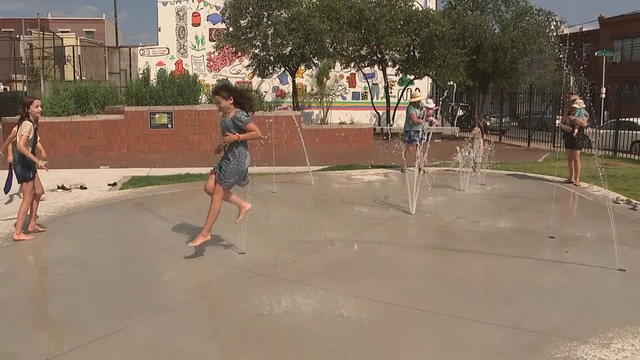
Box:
563, 11, 640, 118
0, 15, 116, 46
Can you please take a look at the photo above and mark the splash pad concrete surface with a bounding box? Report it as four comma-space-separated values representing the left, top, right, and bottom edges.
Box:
1, 170, 639, 360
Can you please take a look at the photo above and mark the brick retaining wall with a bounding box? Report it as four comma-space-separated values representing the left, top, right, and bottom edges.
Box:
1, 106, 374, 168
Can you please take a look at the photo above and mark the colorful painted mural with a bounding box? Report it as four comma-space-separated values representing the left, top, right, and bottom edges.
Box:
140, 0, 436, 125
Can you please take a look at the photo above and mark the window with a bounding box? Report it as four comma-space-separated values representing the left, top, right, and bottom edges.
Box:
582, 42, 592, 64
613, 37, 640, 63
83, 29, 95, 39
57, 29, 71, 34
621, 81, 638, 95
1, 29, 15, 37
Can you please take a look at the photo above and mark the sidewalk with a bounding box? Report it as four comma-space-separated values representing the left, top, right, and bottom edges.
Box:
0, 166, 321, 236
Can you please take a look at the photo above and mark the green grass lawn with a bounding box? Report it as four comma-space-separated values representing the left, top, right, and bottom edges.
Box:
120, 154, 640, 200
434, 152, 640, 200
120, 173, 209, 190
491, 152, 640, 201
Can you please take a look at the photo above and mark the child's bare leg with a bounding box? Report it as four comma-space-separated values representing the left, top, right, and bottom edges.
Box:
204, 174, 215, 196
28, 173, 46, 233
189, 177, 224, 247
223, 190, 252, 223
14, 181, 35, 241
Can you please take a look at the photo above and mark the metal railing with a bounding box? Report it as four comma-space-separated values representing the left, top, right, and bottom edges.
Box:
433, 85, 640, 160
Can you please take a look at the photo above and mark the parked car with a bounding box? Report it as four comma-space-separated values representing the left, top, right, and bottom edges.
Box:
483, 114, 512, 135
583, 119, 640, 155
517, 111, 557, 131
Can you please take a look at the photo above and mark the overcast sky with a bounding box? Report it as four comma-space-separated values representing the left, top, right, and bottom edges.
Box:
0, 0, 638, 45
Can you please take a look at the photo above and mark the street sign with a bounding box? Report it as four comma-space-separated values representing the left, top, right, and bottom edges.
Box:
595, 49, 614, 57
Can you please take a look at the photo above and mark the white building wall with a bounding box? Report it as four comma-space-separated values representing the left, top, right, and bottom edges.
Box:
139, 0, 437, 127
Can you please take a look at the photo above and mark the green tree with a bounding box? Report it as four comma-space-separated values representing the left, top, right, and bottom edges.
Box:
306, 59, 342, 124
321, 0, 416, 127
220, 0, 326, 111
441, 0, 560, 124
393, 7, 464, 124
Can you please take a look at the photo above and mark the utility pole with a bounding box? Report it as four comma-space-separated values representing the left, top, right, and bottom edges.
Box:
21, 19, 28, 93
114, 0, 122, 92
38, 13, 44, 96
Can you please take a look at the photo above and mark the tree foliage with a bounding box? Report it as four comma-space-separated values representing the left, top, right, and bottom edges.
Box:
220, 0, 326, 111
442, 0, 559, 90
321, 0, 416, 126
441, 0, 561, 123
305, 59, 342, 124
394, 8, 465, 123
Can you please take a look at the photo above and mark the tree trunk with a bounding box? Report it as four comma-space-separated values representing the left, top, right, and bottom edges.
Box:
392, 81, 413, 125
357, 65, 381, 126
381, 64, 391, 127
289, 70, 300, 111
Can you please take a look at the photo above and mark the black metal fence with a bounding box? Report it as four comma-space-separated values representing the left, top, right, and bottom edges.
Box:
433, 85, 640, 160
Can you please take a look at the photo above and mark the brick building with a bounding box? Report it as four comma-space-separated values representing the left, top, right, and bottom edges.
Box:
563, 11, 640, 119
0, 14, 117, 46
0, 14, 135, 96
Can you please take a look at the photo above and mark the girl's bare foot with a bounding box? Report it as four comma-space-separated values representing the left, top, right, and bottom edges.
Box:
13, 233, 34, 241
236, 203, 252, 224
28, 224, 47, 233
187, 233, 211, 247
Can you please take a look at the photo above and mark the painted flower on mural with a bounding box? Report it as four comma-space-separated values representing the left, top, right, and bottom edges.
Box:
200, 79, 211, 94
190, 34, 206, 52
275, 89, 287, 99
209, 28, 227, 43
206, 46, 247, 73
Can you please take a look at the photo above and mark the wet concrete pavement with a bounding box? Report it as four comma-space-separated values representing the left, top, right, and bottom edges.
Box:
1, 171, 639, 359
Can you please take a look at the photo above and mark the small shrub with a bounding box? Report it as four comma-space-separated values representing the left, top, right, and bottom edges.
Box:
42, 81, 121, 117
125, 67, 203, 106
244, 81, 282, 112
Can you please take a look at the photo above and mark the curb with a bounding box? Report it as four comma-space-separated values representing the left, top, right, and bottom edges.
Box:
316, 166, 637, 203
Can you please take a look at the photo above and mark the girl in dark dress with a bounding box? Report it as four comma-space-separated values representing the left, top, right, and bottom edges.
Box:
4, 97, 49, 241
188, 84, 263, 247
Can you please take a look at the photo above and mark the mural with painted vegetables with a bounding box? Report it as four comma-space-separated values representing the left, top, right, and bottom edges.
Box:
139, 0, 436, 125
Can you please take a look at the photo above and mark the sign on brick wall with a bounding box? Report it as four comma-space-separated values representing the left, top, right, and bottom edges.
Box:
150, 111, 174, 129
